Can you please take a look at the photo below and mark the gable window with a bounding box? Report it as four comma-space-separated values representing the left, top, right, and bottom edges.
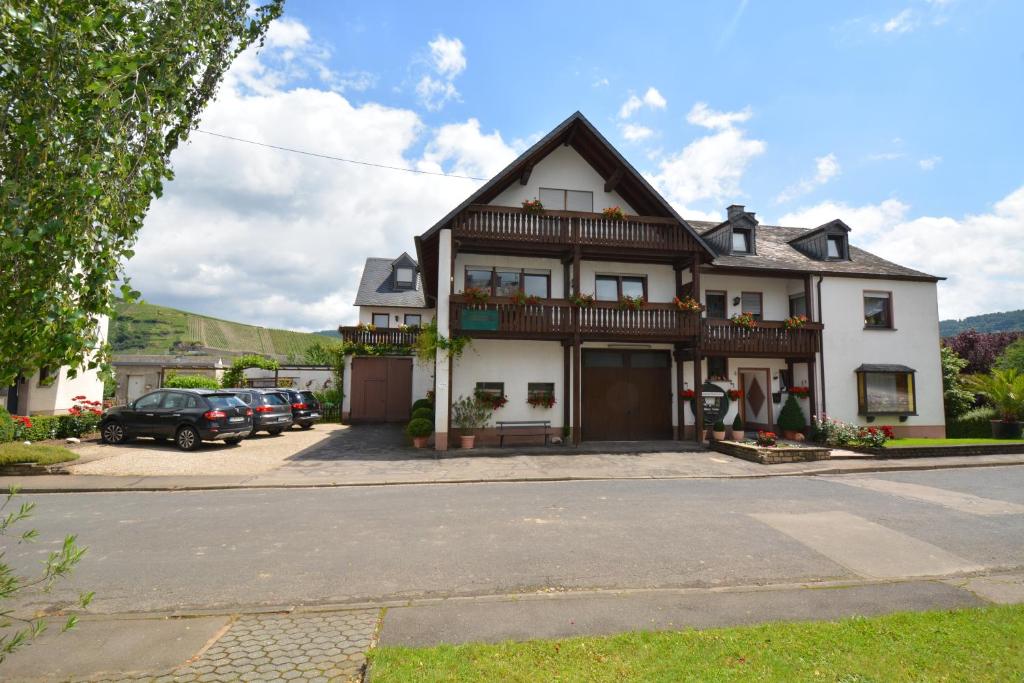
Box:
731, 229, 752, 254
539, 188, 594, 212
395, 267, 414, 286
404, 314, 422, 327
372, 313, 390, 329
465, 267, 551, 298
740, 292, 763, 321
705, 291, 727, 319
595, 274, 646, 302
789, 294, 807, 318
864, 291, 893, 329
856, 365, 916, 415
827, 236, 846, 259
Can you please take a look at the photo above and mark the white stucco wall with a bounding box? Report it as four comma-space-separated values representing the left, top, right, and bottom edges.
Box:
490, 145, 637, 214
453, 254, 565, 297
818, 277, 944, 429
358, 306, 433, 326
24, 316, 107, 415
452, 339, 564, 427
695, 273, 807, 321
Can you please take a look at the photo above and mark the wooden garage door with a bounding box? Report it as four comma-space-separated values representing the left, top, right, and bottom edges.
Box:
350, 357, 413, 422
582, 350, 672, 441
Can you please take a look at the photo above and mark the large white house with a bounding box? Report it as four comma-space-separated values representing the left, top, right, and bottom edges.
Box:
342, 112, 944, 450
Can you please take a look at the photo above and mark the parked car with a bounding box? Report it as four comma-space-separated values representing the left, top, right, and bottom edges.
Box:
270, 388, 322, 429
224, 388, 294, 436
99, 389, 253, 451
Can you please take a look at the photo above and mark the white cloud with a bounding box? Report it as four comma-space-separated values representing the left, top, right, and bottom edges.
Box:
880, 8, 916, 33
415, 76, 459, 111
686, 102, 753, 130
649, 103, 765, 215
621, 124, 654, 142
778, 187, 1024, 319
129, 21, 515, 331
618, 86, 667, 119
776, 152, 841, 203
427, 35, 466, 78
265, 17, 312, 49
919, 155, 942, 171
592, 77, 609, 88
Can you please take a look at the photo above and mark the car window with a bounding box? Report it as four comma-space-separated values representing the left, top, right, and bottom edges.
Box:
162, 393, 190, 410
262, 393, 286, 405
233, 392, 253, 404
205, 395, 246, 409
134, 392, 164, 410
300, 392, 317, 404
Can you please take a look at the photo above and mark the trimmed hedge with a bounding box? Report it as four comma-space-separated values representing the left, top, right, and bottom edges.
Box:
411, 398, 433, 413
946, 406, 997, 438
405, 417, 433, 438
411, 407, 434, 422
163, 373, 220, 389
0, 407, 13, 443
13, 414, 102, 442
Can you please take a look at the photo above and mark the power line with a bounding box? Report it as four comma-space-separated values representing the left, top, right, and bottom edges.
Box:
194, 129, 489, 181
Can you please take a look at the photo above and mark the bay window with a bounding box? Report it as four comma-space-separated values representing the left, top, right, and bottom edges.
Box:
856, 364, 916, 415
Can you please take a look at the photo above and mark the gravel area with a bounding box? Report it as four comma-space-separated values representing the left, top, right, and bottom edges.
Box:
68, 423, 345, 476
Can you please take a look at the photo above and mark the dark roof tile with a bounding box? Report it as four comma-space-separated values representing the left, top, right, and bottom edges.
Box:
354, 257, 427, 307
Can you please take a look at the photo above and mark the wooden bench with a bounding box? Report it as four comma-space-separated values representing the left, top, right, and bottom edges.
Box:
496, 420, 551, 447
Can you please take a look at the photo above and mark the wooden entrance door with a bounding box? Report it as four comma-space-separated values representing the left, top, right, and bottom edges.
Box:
582, 350, 672, 441
738, 368, 772, 430
350, 357, 413, 422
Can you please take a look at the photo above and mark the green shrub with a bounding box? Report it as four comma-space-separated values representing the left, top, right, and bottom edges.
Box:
411, 398, 433, 412
314, 388, 343, 405
405, 418, 433, 438
411, 407, 434, 422
777, 394, 806, 432
19, 415, 61, 441
732, 414, 743, 430
0, 407, 13, 443
947, 406, 997, 438
163, 373, 220, 389
713, 420, 725, 431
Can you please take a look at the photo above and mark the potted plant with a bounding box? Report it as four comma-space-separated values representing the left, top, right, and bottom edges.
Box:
602, 206, 625, 221
731, 414, 744, 441
967, 368, 1024, 438
521, 198, 544, 214
777, 394, 806, 440
711, 419, 726, 441
756, 430, 777, 447
569, 293, 595, 308
783, 314, 809, 330
730, 312, 757, 329
789, 386, 810, 399
679, 389, 695, 399
727, 387, 743, 401
452, 394, 493, 448
512, 291, 541, 306
463, 286, 490, 305
405, 418, 433, 448
618, 295, 645, 311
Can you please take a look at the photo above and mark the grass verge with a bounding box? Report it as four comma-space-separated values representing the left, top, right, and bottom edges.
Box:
885, 438, 1024, 448
0, 442, 79, 466
368, 605, 1024, 682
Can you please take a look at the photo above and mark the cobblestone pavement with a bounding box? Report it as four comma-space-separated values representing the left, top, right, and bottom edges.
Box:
94, 610, 379, 682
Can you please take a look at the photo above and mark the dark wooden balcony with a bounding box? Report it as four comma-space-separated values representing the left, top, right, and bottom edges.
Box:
453, 205, 702, 256
338, 326, 420, 346
702, 319, 822, 358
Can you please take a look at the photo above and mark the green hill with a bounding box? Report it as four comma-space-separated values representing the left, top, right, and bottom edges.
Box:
940, 309, 1024, 337
111, 300, 333, 359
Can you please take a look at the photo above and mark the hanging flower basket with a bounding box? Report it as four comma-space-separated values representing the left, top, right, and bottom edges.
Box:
475, 390, 508, 410
727, 388, 744, 400
618, 295, 645, 311
527, 393, 556, 409
569, 293, 595, 308
602, 206, 625, 221
522, 198, 544, 214
789, 386, 811, 399
679, 389, 695, 399
512, 291, 541, 306
783, 314, 809, 330
673, 296, 704, 313
463, 287, 490, 305
730, 312, 757, 329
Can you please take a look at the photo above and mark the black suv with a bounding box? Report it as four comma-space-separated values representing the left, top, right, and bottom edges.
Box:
100, 389, 253, 451
224, 389, 293, 436
271, 388, 322, 429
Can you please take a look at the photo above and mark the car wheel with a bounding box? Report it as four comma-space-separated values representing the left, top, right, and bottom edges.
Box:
300, 423, 313, 430
268, 428, 284, 436
224, 437, 243, 445
175, 425, 200, 451
101, 421, 128, 445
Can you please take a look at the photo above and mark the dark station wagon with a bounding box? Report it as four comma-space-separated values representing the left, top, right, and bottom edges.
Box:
100, 389, 253, 451
270, 388, 323, 429
223, 389, 294, 436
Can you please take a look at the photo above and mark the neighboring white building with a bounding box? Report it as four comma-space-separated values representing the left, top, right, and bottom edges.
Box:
5, 316, 110, 415
346, 112, 945, 449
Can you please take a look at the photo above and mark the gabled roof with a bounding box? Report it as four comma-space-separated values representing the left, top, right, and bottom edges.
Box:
417, 111, 714, 257
688, 221, 941, 281
353, 257, 427, 308
787, 219, 851, 245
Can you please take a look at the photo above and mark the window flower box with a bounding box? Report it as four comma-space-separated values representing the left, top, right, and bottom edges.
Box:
673, 296, 704, 313
527, 393, 556, 409
783, 314, 809, 330
727, 388, 743, 400
679, 389, 695, 399
569, 293, 595, 308
602, 206, 625, 221
730, 312, 757, 329
474, 389, 508, 410
521, 198, 544, 214
618, 295, 645, 311
512, 291, 541, 306
463, 286, 490, 305
789, 386, 811, 399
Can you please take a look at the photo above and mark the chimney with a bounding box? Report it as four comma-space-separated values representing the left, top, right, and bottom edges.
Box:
727, 204, 745, 220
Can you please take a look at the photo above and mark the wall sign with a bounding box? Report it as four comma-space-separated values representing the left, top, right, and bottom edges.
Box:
460, 309, 500, 331
689, 382, 731, 426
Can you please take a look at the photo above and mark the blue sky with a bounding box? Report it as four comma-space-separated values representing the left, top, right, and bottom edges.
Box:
131, 0, 1024, 330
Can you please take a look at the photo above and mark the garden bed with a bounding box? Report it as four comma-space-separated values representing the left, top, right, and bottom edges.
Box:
0, 443, 78, 475
850, 439, 1024, 459
710, 439, 831, 464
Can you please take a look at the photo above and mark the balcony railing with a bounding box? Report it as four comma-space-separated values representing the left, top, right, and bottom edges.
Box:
702, 319, 822, 357
455, 205, 698, 252
448, 297, 821, 355
338, 326, 420, 346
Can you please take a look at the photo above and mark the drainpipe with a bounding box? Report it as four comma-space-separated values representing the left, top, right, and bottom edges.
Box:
816, 274, 826, 416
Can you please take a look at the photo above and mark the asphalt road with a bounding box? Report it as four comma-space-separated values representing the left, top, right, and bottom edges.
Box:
7, 466, 1024, 614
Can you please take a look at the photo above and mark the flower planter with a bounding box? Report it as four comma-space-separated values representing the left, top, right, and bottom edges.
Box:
460, 434, 476, 449
990, 420, 1023, 439
412, 436, 429, 448
711, 429, 726, 441
782, 430, 801, 440
730, 430, 744, 441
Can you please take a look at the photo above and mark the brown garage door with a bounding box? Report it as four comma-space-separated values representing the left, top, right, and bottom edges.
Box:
582, 349, 672, 441
350, 357, 413, 422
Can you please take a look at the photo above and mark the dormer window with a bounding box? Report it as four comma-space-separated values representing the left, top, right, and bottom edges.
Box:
827, 235, 846, 259
731, 229, 752, 254
396, 267, 414, 285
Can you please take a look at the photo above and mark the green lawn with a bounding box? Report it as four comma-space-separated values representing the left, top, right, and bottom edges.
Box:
368, 605, 1024, 682
885, 438, 1024, 448
0, 443, 79, 466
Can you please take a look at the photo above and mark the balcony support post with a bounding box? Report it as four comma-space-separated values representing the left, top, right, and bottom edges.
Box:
572, 240, 582, 445
808, 357, 818, 422
691, 253, 704, 443
433, 228, 453, 451
674, 345, 686, 440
